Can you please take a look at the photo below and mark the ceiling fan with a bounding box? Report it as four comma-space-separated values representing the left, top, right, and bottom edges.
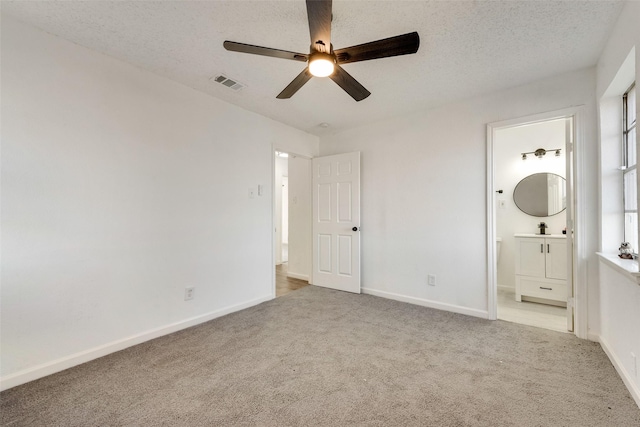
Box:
223, 0, 420, 101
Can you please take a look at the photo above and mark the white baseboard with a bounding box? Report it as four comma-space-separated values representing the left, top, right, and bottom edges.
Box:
0, 294, 273, 392
497, 285, 515, 292
362, 287, 489, 319
587, 332, 600, 342
598, 335, 640, 409
286, 271, 309, 282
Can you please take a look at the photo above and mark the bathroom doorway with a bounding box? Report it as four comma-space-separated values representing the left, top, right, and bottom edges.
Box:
487, 110, 580, 333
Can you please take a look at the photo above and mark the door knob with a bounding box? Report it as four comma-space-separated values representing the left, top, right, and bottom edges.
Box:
352, 227, 359, 232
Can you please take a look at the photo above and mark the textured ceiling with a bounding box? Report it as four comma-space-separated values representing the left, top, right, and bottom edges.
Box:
2, 1, 623, 135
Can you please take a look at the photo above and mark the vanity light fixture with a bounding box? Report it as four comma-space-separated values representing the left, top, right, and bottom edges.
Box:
520, 147, 562, 160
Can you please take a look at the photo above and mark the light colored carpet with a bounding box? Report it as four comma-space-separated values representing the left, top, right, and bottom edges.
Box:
2, 286, 639, 426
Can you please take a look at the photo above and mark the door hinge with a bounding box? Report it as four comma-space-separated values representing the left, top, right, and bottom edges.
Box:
568, 142, 574, 152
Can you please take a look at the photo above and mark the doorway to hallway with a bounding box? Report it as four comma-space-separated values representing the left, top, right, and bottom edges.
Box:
274, 150, 311, 297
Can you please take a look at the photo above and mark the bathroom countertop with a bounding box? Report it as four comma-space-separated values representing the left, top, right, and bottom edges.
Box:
514, 233, 566, 238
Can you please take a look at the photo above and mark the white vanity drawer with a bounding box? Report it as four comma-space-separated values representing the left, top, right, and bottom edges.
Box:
516, 277, 567, 302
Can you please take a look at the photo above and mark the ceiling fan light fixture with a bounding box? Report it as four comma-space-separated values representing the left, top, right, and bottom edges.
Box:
308, 53, 335, 77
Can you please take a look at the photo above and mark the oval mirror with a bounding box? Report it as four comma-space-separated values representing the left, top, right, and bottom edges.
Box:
513, 173, 566, 217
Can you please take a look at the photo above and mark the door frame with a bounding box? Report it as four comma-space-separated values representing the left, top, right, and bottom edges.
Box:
486, 106, 587, 338
271, 147, 313, 299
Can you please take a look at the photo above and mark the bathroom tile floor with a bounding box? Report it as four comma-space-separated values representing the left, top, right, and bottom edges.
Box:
497, 288, 568, 333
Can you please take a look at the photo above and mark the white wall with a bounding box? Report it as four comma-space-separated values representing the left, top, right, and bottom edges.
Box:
598, 263, 640, 406
495, 119, 567, 288
287, 156, 312, 281
320, 67, 597, 319
282, 177, 289, 245
596, 3, 640, 100
595, 0, 640, 406
274, 155, 288, 265
0, 16, 318, 389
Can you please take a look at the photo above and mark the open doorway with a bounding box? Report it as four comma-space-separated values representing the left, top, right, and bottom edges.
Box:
488, 114, 576, 333
274, 150, 311, 297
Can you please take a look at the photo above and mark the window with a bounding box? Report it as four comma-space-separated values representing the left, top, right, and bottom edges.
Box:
623, 83, 637, 253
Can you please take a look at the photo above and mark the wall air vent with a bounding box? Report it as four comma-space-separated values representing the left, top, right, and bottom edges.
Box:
211, 74, 246, 91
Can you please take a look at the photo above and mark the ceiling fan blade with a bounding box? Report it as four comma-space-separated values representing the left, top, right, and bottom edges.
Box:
224, 41, 308, 62
306, 0, 332, 53
334, 32, 420, 64
329, 65, 371, 102
277, 68, 314, 99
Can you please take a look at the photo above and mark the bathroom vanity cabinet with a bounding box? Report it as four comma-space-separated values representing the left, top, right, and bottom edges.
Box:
514, 234, 567, 305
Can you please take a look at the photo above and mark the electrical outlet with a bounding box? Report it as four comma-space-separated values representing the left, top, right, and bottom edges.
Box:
428, 274, 436, 286
632, 353, 637, 377
184, 287, 195, 301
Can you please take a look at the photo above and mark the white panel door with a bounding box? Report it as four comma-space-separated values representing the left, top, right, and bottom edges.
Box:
312, 152, 360, 293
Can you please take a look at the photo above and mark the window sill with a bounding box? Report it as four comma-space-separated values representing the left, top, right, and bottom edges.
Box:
597, 252, 640, 285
